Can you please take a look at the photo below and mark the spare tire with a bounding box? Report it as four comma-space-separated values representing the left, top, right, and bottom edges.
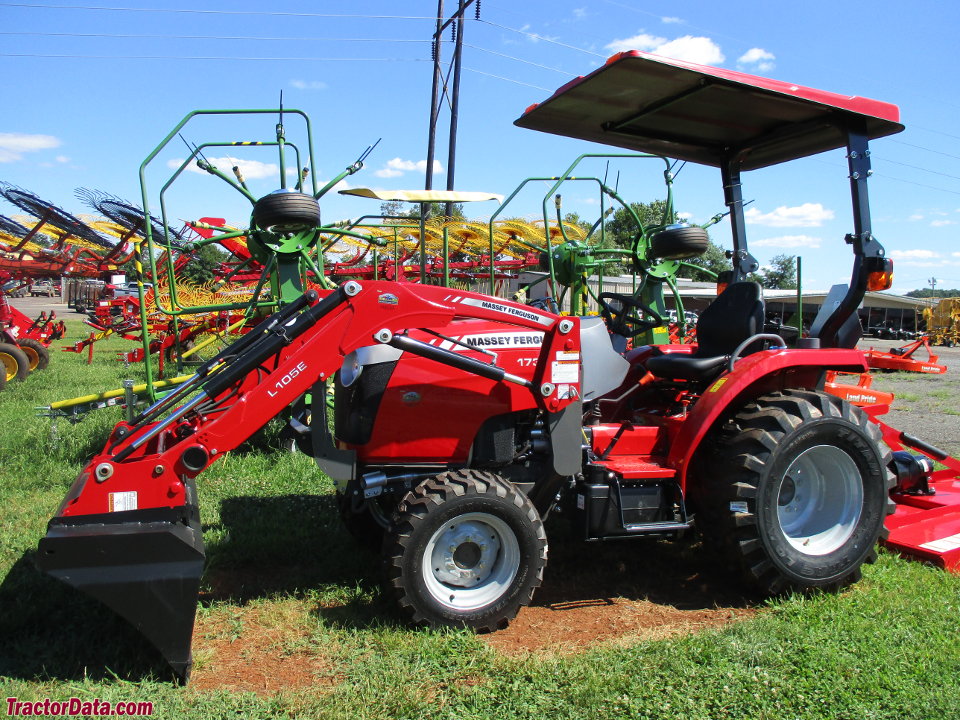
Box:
650, 224, 709, 260
252, 190, 321, 233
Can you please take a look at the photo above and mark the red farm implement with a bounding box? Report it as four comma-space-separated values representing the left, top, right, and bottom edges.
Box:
863, 335, 947, 373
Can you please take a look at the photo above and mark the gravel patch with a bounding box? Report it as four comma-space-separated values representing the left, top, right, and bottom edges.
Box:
856, 337, 960, 455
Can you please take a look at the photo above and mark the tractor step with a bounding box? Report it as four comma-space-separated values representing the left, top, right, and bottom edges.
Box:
35, 480, 205, 681
590, 455, 675, 480
885, 478, 960, 572
619, 520, 690, 533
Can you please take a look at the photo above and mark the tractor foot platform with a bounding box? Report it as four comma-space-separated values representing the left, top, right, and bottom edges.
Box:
35, 490, 205, 681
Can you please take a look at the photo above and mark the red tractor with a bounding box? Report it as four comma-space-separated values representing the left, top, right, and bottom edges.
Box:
36, 52, 960, 680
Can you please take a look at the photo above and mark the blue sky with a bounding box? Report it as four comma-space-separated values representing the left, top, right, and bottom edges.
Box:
1, 0, 958, 293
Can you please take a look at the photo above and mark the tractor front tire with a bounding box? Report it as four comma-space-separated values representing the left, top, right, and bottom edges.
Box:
700, 390, 894, 595
384, 470, 547, 631
17, 338, 50, 371
0, 342, 30, 382
252, 191, 321, 233
337, 489, 390, 551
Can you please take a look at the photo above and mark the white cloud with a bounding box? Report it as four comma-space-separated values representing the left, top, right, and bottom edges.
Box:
168, 156, 279, 180
518, 24, 558, 43
661, 16, 683, 24
55, 155, 70, 163
374, 157, 443, 178
908, 213, 925, 221
745, 203, 834, 227
931, 219, 956, 227
290, 79, 327, 91
606, 32, 667, 53
737, 48, 775, 73
605, 33, 724, 65
573, 7, 587, 19
0, 132, 61, 162
889, 249, 940, 260
752, 234, 821, 249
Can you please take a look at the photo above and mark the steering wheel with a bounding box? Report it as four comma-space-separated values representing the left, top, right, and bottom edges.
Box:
598, 291, 663, 337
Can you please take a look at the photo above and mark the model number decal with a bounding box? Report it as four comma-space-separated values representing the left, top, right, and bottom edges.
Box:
267, 361, 308, 397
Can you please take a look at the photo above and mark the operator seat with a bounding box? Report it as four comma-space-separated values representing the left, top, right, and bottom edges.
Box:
644, 281, 765, 382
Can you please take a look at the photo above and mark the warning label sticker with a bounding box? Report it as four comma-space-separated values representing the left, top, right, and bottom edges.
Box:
108, 491, 138, 513
551, 351, 579, 384
920, 533, 960, 554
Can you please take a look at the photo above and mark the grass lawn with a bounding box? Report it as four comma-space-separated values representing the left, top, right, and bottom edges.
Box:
1, 320, 959, 719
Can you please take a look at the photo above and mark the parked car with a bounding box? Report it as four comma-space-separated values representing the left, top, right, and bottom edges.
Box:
2, 280, 26, 298
29, 280, 59, 297
105, 281, 152, 299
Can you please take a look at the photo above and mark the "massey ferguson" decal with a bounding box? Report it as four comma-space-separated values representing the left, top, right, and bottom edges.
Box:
450, 296, 555, 327
433, 332, 545, 351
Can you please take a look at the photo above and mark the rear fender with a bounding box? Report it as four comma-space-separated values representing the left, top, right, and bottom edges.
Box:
670, 348, 868, 490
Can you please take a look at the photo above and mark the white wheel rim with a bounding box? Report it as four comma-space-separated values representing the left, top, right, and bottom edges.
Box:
776, 444, 864, 556
423, 512, 520, 611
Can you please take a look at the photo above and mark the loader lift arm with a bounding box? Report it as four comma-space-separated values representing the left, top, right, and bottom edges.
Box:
36, 280, 582, 680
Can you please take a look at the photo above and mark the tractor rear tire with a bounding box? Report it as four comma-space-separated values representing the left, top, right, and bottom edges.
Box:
698, 390, 894, 595
0, 342, 30, 382
650, 225, 709, 260
17, 338, 49, 371
384, 470, 547, 631
252, 191, 321, 233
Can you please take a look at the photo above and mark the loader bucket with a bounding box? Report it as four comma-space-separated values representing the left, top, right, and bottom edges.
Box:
35, 479, 205, 681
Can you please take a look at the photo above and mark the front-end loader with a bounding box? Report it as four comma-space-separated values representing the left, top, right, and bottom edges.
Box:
36, 51, 960, 681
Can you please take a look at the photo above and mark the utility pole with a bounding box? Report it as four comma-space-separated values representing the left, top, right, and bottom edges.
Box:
424, 0, 444, 202
929, 276, 938, 292
424, 0, 477, 219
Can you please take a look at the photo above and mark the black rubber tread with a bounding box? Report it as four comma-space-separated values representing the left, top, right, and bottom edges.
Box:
252, 191, 320, 232
17, 338, 50, 371
0, 342, 31, 381
164, 338, 204, 365
337, 489, 388, 551
650, 225, 710, 260
696, 390, 895, 595
383, 469, 547, 632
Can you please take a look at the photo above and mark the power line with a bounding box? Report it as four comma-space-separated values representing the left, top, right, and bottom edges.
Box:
464, 43, 574, 76
475, 18, 603, 59
810, 155, 960, 198
0, 2, 436, 19
0, 52, 431, 62
874, 158, 960, 183
890, 139, 960, 162
873, 172, 960, 197
462, 66, 551, 91
0, 30, 430, 43
910, 125, 960, 142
